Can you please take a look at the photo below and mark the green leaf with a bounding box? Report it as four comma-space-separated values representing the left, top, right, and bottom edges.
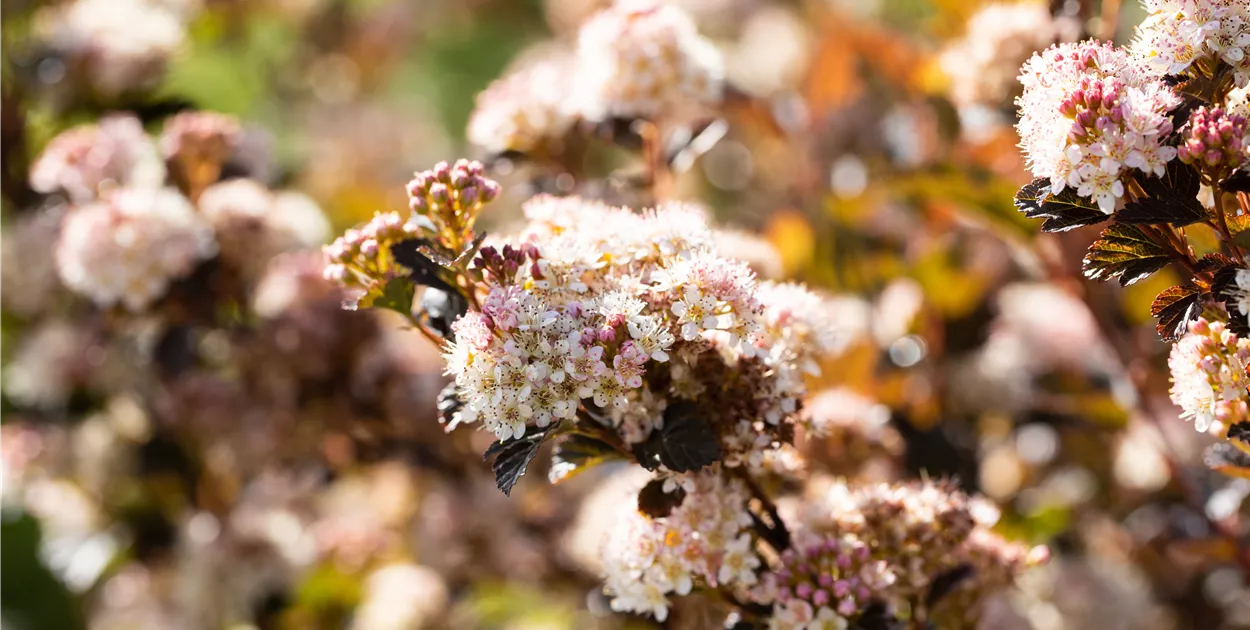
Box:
636, 478, 687, 518
1082, 223, 1175, 286
631, 401, 722, 473
368, 276, 416, 316
1118, 162, 1206, 227
484, 426, 554, 496
1204, 442, 1250, 479
548, 433, 623, 484
1151, 285, 1203, 342
1013, 179, 1109, 233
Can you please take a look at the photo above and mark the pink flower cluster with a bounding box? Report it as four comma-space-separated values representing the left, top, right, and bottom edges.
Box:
30, 113, 164, 202
1017, 41, 1180, 212
755, 535, 896, 630
1168, 317, 1250, 433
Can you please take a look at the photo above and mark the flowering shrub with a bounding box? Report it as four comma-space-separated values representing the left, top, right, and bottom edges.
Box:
1011, 0, 1250, 471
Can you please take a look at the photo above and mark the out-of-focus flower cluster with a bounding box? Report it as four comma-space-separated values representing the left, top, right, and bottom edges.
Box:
940, 3, 1075, 108
467, 0, 724, 156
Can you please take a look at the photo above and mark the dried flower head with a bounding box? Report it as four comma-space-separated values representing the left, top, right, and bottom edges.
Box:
56, 187, 217, 311
573, 0, 724, 122
161, 111, 243, 198
1016, 40, 1180, 212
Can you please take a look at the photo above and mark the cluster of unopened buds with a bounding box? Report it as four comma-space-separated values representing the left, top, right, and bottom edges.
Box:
1178, 106, 1248, 175
322, 213, 419, 302
756, 535, 896, 629
406, 158, 500, 249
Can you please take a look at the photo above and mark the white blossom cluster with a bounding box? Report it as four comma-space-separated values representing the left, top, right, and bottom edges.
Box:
466, 50, 577, 156
940, 3, 1074, 107
443, 193, 846, 469
35, 111, 329, 312
1017, 40, 1181, 212
1168, 317, 1250, 432
1134, 0, 1250, 86
55, 187, 217, 311
573, 0, 724, 122
600, 470, 759, 622
466, 0, 724, 152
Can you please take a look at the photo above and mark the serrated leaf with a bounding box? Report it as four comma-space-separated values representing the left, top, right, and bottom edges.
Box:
1204, 442, 1250, 479
1082, 223, 1175, 286
636, 479, 687, 518
484, 426, 553, 496
390, 239, 457, 294
1151, 285, 1203, 342
1013, 179, 1110, 232
1012, 179, 1049, 216
368, 276, 416, 315
1118, 162, 1206, 226
631, 401, 722, 473
548, 433, 624, 484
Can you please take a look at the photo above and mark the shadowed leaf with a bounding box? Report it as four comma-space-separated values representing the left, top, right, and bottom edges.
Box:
1223, 169, 1250, 193
636, 479, 687, 518
436, 382, 463, 427
1013, 179, 1109, 232
1083, 223, 1174, 286
1118, 162, 1206, 226
1228, 422, 1250, 447
390, 239, 457, 294
1151, 285, 1203, 342
631, 401, 722, 473
484, 426, 554, 496
549, 433, 624, 484
1204, 442, 1250, 479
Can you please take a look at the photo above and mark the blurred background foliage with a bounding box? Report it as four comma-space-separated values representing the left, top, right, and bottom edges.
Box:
3, 0, 1250, 628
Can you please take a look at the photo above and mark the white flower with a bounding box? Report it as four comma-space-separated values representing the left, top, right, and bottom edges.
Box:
56, 187, 216, 311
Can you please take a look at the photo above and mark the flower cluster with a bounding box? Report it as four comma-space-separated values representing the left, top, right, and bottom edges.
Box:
1178, 106, 1248, 173
55, 187, 217, 311
29, 113, 164, 202
1016, 40, 1181, 212
33, 0, 190, 96
1133, 0, 1250, 87
466, 0, 725, 152
940, 3, 1074, 107
1168, 317, 1250, 433
161, 111, 243, 198
600, 471, 759, 622
573, 0, 724, 122
755, 535, 896, 630
35, 109, 329, 312
466, 51, 577, 156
